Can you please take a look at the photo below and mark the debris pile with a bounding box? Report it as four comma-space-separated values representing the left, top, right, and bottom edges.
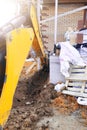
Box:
53, 94, 79, 114
4, 62, 87, 130
53, 93, 87, 125
4, 66, 57, 130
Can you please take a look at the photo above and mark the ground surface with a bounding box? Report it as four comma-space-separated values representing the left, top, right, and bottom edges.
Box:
4, 62, 87, 130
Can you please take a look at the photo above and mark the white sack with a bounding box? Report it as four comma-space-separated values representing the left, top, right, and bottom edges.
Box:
54, 83, 65, 92
59, 41, 85, 77
80, 47, 87, 65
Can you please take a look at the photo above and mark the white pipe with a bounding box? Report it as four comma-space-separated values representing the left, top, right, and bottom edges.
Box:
40, 6, 87, 24
54, 0, 58, 44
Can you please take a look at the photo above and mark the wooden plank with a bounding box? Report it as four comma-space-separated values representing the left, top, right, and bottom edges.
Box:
62, 90, 87, 98
67, 87, 81, 92
67, 76, 87, 81
26, 62, 36, 74
71, 66, 86, 69
71, 69, 85, 73
81, 82, 86, 93
70, 74, 85, 77
67, 87, 87, 93
85, 67, 87, 74
68, 82, 83, 87
62, 65, 87, 97
65, 80, 69, 88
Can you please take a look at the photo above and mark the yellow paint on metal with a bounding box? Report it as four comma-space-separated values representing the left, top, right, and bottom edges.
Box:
30, 4, 45, 57
0, 28, 34, 126
0, 4, 46, 127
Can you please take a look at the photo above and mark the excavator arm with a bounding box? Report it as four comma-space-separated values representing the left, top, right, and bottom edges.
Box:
0, 4, 45, 128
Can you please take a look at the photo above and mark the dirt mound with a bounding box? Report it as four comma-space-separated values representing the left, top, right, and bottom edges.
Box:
4, 66, 57, 130
53, 94, 79, 114
27, 67, 49, 98
53, 93, 87, 126
4, 64, 87, 129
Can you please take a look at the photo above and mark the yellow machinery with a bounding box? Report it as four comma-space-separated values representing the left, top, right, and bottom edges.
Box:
0, 4, 46, 129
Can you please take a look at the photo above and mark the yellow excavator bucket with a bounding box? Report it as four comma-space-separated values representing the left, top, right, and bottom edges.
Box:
0, 28, 34, 126
0, 4, 45, 128
30, 5, 45, 57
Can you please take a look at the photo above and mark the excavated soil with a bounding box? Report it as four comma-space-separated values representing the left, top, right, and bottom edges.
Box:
4, 62, 87, 130
4, 65, 57, 130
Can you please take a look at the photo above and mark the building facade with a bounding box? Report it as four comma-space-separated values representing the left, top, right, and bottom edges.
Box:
19, 0, 87, 51
41, 0, 87, 50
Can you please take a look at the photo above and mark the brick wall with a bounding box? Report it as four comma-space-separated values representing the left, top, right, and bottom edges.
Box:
18, 1, 84, 51
41, 4, 84, 51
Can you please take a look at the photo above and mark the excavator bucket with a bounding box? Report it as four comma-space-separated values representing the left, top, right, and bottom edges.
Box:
0, 28, 34, 127
30, 5, 45, 57
0, 4, 45, 128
